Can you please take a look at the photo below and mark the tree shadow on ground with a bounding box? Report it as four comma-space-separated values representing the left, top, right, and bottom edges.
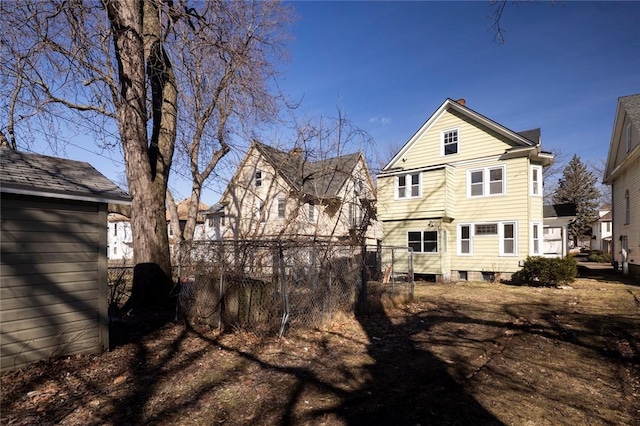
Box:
319, 305, 504, 425
109, 307, 176, 349
576, 264, 640, 286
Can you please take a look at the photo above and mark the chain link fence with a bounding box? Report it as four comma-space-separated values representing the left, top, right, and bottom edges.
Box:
176, 240, 413, 336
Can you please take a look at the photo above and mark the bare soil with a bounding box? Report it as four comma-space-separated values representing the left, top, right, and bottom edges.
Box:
2, 268, 639, 425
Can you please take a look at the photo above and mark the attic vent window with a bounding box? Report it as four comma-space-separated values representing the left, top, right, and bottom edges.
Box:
475, 224, 497, 235
442, 129, 458, 155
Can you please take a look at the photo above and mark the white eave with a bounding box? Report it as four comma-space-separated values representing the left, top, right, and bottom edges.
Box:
383, 98, 537, 171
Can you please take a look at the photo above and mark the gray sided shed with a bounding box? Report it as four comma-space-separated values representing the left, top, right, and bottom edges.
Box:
1, 148, 130, 371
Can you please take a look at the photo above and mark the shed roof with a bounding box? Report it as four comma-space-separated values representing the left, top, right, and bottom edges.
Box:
543, 203, 577, 219
1, 148, 130, 204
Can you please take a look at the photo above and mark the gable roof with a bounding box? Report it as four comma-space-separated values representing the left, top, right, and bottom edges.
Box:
384, 98, 546, 171
1, 148, 130, 204
254, 141, 363, 199
604, 93, 640, 183
599, 210, 612, 221
166, 199, 209, 222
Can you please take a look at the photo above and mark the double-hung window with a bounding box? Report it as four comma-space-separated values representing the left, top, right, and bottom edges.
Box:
500, 222, 517, 255
458, 224, 472, 255
531, 222, 542, 255
467, 166, 505, 197
255, 170, 262, 187
408, 231, 438, 253
442, 129, 459, 156
396, 172, 420, 199
278, 198, 286, 219
531, 165, 542, 196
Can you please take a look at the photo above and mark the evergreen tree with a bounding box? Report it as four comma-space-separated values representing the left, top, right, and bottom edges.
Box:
553, 155, 601, 246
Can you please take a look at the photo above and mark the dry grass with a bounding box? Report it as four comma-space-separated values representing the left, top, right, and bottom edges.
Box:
2, 274, 639, 425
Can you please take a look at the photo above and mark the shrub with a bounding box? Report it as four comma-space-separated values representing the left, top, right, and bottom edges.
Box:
587, 251, 612, 263
520, 256, 577, 287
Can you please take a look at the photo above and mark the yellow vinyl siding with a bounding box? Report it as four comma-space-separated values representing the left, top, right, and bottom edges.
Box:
400, 109, 515, 170
454, 157, 530, 221
383, 219, 443, 275
379, 102, 548, 278
377, 168, 450, 221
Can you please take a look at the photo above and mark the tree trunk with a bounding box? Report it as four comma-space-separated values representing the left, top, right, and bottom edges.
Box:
105, 0, 175, 310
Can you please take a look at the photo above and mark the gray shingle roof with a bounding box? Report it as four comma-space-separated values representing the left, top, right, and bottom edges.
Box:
620, 93, 640, 132
517, 129, 541, 144
1, 148, 130, 204
254, 142, 361, 199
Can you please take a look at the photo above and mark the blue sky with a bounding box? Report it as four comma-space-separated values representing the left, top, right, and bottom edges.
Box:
39, 1, 640, 205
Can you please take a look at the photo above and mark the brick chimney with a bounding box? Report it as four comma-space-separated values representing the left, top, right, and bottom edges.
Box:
456, 98, 466, 107
290, 147, 303, 157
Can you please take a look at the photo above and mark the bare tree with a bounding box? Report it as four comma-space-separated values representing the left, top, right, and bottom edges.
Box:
590, 158, 612, 207
167, 1, 292, 245
1, 0, 292, 308
489, 1, 561, 44
542, 146, 567, 205
219, 110, 377, 247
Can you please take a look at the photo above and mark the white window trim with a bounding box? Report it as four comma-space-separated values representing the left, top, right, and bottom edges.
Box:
467, 165, 506, 198
499, 221, 518, 256
255, 169, 262, 187
531, 222, 542, 256
441, 128, 459, 156
308, 202, 317, 223
407, 230, 439, 254
277, 198, 286, 219
457, 224, 473, 256
395, 172, 422, 200
530, 165, 542, 197
474, 223, 498, 236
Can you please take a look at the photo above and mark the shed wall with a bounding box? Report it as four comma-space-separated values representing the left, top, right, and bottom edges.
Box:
1, 194, 109, 371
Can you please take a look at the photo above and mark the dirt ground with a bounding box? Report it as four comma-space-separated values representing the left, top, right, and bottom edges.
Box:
2, 267, 639, 426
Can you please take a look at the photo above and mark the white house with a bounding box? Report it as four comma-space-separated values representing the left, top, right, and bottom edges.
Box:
590, 205, 612, 253
107, 213, 134, 264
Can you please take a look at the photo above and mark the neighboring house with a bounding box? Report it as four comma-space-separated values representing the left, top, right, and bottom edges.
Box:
106, 199, 210, 264
604, 93, 640, 277
202, 202, 226, 240
205, 141, 380, 244
590, 204, 612, 253
543, 203, 577, 258
377, 98, 553, 281
107, 213, 134, 264
1, 148, 130, 371
167, 199, 209, 259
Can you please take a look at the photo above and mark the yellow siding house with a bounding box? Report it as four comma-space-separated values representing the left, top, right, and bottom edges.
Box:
378, 99, 553, 281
